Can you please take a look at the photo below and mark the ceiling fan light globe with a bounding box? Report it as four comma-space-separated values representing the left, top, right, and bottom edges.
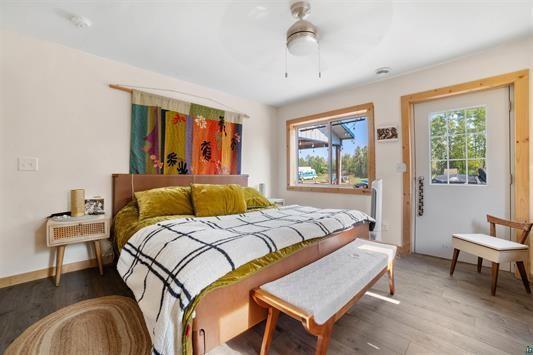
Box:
287, 33, 318, 56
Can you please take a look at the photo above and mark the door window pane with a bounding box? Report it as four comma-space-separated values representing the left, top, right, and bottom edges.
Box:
466, 107, 486, 133
429, 106, 486, 185
467, 133, 486, 159
447, 110, 465, 135
448, 134, 466, 160
430, 113, 447, 137
431, 137, 447, 161
468, 159, 487, 185
448, 160, 467, 184
431, 161, 448, 184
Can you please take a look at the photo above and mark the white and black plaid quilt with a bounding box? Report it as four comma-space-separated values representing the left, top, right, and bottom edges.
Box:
117, 205, 374, 355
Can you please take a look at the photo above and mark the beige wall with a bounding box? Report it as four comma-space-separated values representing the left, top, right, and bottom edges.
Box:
0, 30, 277, 278
276, 36, 533, 256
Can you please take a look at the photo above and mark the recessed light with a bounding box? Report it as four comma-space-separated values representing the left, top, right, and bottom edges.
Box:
375, 67, 391, 76
70, 15, 92, 29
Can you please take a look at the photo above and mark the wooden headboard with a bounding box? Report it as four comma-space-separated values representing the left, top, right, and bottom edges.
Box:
112, 174, 249, 216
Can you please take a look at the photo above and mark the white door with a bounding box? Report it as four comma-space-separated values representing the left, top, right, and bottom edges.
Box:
413, 87, 512, 265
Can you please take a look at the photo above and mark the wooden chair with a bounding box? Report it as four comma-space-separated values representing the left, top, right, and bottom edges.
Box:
450, 215, 532, 296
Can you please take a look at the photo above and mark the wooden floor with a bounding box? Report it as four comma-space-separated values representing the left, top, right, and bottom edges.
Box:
0, 266, 134, 352
1, 254, 532, 354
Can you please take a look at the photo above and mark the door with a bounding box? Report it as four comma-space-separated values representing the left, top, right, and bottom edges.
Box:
413, 87, 512, 265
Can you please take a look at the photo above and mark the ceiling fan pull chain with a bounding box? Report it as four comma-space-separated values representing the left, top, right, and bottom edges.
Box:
284, 46, 288, 78
318, 42, 322, 78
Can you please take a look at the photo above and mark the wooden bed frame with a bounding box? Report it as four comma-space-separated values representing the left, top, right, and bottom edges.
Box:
111, 174, 370, 354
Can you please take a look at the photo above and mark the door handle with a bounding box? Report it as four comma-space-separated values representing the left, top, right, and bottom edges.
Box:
417, 177, 424, 216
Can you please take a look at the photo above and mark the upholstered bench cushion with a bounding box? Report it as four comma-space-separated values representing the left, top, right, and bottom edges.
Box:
453, 234, 528, 251
260, 239, 396, 325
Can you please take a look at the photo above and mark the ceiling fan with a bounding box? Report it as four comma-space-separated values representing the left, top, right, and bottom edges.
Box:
218, 0, 393, 78
285, 0, 321, 77
286, 0, 318, 57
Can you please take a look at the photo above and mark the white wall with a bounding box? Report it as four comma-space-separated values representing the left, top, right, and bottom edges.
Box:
276, 36, 533, 250
0, 30, 277, 278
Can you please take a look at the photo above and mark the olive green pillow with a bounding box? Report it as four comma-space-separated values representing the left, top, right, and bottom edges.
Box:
191, 184, 247, 217
134, 186, 194, 220
243, 187, 274, 209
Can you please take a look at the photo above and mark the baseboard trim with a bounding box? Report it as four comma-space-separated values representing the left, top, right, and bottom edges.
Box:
0, 255, 114, 289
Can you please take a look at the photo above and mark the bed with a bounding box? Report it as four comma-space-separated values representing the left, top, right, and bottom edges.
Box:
112, 174, 373, 355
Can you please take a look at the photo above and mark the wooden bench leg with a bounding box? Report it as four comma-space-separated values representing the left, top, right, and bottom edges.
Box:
388, 262, 395, 296
477, 257, 483, 273
450, 248, 460, 276
315, 322, 333, 355
491, 262, 499, 296
260, 307, 279, 355
516, 261, 531, 294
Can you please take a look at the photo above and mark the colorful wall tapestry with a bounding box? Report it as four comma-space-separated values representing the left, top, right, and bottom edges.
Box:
130, 90, 243, 175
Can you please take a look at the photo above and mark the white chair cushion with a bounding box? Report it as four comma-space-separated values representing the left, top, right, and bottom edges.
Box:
260, 239, 396, 325
452, 233, 528, 251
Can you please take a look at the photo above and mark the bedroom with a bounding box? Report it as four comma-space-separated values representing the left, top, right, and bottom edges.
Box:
1, 1, 532, 354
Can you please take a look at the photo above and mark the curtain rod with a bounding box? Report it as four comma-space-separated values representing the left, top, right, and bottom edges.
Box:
108, 84, 250, 119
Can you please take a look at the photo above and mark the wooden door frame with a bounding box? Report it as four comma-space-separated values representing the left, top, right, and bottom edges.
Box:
400, 70, 530, 261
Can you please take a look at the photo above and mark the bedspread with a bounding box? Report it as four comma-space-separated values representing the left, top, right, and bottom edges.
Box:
117, 205, 374, 355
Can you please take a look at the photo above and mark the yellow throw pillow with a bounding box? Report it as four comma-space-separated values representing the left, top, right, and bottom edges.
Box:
243, 187, 274, 209
134, 186, 194, 220
191, 184, 247, 217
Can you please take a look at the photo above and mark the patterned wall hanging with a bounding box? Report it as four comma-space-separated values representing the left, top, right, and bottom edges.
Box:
130, 90, 243, 175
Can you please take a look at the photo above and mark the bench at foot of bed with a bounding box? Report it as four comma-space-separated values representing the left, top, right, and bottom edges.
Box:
252, 239, 397, 355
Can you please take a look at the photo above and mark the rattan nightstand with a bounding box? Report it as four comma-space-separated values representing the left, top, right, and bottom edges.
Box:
46, 215, 110, 286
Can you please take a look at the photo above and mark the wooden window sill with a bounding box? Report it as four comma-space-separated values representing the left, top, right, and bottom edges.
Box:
287, 184, 371, 195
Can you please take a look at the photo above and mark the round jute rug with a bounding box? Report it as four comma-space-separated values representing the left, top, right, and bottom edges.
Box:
4, 296, 151, 355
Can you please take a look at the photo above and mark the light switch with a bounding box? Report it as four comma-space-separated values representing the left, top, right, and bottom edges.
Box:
18, 157, 39, 171
395, 162, 406, 173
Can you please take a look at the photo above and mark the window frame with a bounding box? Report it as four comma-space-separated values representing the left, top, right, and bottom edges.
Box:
428, 105, 488, 186
286, 103, 376, 195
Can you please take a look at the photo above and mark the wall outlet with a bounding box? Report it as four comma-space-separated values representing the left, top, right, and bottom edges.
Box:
18, 157, 39, 171
382, 222, 391, 231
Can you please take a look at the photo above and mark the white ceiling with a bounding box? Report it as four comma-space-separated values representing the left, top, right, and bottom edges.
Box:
1, 1, 532, 106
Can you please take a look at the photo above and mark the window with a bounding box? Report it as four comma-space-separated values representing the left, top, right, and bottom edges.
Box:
430, 106, 487, 185
287, 104, 375, 194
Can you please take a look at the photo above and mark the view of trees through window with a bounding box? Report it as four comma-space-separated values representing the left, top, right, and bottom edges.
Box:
430, 106, 487, 185
297, 116, 369, 189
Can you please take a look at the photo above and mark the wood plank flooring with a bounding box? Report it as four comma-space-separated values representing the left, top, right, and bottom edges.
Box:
211, 254, 533, 355
0, 266, 133, 352
1, 254, 532, 354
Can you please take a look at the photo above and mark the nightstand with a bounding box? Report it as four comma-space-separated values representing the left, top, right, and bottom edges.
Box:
46, 215, 110, 286
268, 198, 285, 207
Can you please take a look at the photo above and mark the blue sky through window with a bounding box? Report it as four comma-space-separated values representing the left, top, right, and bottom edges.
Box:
299, 118, 368, 159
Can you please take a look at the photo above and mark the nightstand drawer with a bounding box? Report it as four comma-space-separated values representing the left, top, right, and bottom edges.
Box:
47, 218, 109, 246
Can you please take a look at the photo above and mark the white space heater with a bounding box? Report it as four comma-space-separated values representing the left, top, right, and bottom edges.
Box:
370, 179, 383, 241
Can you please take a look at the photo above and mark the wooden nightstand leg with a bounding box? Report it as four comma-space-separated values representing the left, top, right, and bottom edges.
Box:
55, 245, 65, 287
94, 240, 104, 276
